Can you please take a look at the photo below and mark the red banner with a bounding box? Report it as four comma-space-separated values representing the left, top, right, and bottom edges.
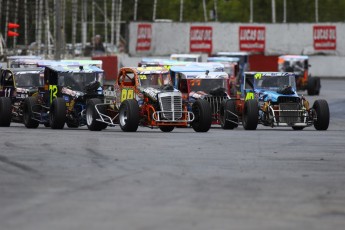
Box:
313, 25, 336, 50
239, 26, 265, 52
136, 24, 152, 51
190, 26, 212, 54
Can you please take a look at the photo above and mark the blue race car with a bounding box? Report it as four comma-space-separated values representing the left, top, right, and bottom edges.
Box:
220, 72, 329, 130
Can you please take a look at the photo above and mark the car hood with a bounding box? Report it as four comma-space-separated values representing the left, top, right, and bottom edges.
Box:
256, 89, 299, 102
141, 86, 179, 102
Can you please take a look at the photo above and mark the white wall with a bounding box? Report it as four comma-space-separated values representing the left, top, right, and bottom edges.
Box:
128, 22, 345, 77
129, 22, 345, 56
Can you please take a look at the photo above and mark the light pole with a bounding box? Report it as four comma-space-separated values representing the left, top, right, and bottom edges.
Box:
250, 0, 253, 23
55, 0, 62, 60
315, 0, 319, 22
271, 0, 276, 23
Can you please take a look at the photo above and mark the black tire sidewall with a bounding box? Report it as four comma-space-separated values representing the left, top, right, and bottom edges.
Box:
0, 97, 12, 127
86, 98, 107, 131
313, 99, 329, 130
119, 99, 139, 132
191, 100, 212, 132
23, 97, 39, 128
50, 98, 66, 129
243, 99, 258, 130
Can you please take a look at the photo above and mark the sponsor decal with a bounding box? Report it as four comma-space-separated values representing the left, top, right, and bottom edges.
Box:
190, 26, 212, 54
313, 25, 336, 50
239, 26, 265, 52
136, 24, 152, 51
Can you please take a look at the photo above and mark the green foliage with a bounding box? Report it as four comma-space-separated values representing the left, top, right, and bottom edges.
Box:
2, 0, 345, 47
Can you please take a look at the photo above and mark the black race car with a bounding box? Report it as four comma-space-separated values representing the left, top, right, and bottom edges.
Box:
22, 65, 104, 129
0, 67, 44, 126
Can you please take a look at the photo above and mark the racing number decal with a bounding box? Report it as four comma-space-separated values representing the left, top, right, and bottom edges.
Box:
245, 92, 254, 101
121, 88, 134, 102
254, 73, 262, 79
190, 79, 201, 86
49, 85, 58, 103
163, 65, 171, 70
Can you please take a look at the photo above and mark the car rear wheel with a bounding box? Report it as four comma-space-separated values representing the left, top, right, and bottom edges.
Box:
50, 98, 66, 129
220, 99, 238, 130
313, 99, 329, 130
191, 100, 212, 132
0, 97, 12, 127
23, 97, 39, 128
86, 98, 108, 131
243, 99, 258, 130
307, 77, 321, 96
119, 99, 139, 132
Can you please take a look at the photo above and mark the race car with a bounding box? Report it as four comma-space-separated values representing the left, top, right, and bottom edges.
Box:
207, 56, 240, 97
22, 65, 104, 129
0, 67, 44, 126
170, 54, 202, 62
85, 66, 212, 132
213, 51, 250, 77
278, 55, 320, 95
220, 72, 329, 130
171, 66, 231, 126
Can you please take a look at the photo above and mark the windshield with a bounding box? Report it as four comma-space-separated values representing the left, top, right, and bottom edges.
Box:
138, 73, 171, 88
58, 72, 103, 91
188, 79, 227, 93
15, 72, 44, 88
279, 60, 305, 73
255, 75, 296, 91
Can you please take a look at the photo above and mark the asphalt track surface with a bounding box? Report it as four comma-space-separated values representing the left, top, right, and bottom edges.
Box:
0, 79, 344, 230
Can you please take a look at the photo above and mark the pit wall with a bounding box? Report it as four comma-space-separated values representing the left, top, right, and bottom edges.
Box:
128, 22, 345, 78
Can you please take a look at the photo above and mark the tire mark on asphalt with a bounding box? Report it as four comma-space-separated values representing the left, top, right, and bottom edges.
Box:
1, 167, 151, 220
84, 147, 110, 168
4, 141, 25, 149
0, 155, 41, 176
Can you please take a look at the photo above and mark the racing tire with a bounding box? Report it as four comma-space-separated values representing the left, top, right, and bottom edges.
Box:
191, 100, 212, 132
242, 99, 258, 130
86, 98, 108, 131
307, 77, 321, 96
23, 97, 40, 129
0, 97, 12, 127
292, 126, 304, 130
119, 99, 139, 132
220, 99, 238, 130
50, 98, 66, 129
159, 126, 175, 132
313, 99, 329, 131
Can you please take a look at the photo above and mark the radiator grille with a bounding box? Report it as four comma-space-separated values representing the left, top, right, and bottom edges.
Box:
279, 103, 301, 124
158, 94, 183, 120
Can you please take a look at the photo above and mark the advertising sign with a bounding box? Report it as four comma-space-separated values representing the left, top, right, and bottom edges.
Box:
239, 26, 265, 52
190, 26, 212, 53
313, 25, 336, 50
136, 24, 152, 51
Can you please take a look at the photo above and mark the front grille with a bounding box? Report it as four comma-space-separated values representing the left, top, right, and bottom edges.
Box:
279, 103, 301, 124
203, 96, 228, 116
158, 92, 183, 120
278, 96, 300, 104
